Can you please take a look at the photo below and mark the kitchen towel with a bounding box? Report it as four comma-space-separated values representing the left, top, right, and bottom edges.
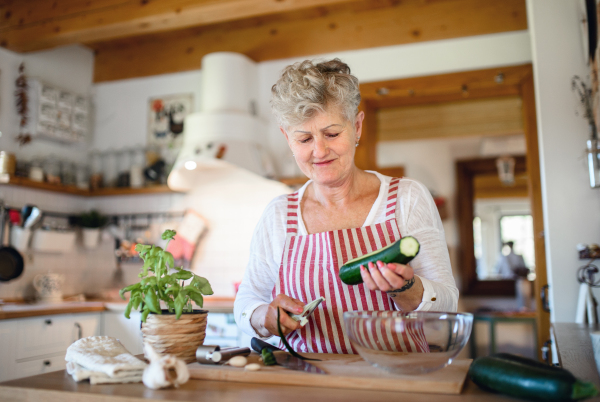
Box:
66, 362, 143, 385
65, 336, 147, 383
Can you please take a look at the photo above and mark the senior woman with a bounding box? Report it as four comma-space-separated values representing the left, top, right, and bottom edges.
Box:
234, 58, 458, 354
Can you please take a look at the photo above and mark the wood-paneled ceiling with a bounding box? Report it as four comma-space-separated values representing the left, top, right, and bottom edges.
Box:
0, 0, 527, 82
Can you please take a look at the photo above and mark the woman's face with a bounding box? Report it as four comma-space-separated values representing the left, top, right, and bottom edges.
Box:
282, 108, 364, 185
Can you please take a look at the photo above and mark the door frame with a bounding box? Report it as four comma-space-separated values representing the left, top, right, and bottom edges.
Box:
357, 64, 549, 360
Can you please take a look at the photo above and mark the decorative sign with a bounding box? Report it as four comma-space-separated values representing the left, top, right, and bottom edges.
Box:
147, 93, 193, 149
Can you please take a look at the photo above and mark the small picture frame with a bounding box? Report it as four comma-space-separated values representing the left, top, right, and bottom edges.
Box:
147, 93, 194, 149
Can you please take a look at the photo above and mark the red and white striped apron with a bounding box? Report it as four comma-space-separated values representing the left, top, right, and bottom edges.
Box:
272, 178, 429, 354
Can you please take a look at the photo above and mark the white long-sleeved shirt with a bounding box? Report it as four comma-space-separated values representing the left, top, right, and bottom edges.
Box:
234, 171, 458, 338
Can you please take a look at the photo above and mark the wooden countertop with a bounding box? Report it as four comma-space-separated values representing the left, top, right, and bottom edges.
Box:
0, 368, 512, 402
0, 297, 235, 320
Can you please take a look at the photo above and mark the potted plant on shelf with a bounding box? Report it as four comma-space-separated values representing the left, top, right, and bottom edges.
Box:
120, 229, 213, 363
79, 210, 108, 249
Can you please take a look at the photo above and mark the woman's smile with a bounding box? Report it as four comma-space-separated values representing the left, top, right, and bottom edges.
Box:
313, 159, 336, 166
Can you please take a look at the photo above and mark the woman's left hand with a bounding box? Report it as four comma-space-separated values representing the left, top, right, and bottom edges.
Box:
360, 261, 424, 311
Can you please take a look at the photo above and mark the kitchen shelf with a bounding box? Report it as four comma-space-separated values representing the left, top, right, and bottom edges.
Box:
0, 176, 177, 197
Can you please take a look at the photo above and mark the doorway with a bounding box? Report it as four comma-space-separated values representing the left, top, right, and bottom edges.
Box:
357, 64, 549, 360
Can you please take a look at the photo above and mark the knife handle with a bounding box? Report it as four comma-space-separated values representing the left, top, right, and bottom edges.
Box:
251, 337, 280, 354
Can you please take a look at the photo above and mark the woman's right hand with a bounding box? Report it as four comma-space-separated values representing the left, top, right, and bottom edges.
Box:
250, 294, 305, 338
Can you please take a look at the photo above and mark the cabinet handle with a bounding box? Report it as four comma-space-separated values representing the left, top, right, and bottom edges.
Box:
45, 319, 52, 325
43, 360, 51, 366
74, 322, 82, 340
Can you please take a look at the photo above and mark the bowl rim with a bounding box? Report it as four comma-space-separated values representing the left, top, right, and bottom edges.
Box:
342, 310, 473, 320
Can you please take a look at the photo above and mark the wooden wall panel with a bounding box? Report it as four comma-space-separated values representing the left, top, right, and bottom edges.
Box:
89, 0, 527, 82
473, 172, 529, 199
377, 97, 524, 141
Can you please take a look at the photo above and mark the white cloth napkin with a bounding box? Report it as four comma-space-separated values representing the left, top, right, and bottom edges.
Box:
65, 336, 147, 383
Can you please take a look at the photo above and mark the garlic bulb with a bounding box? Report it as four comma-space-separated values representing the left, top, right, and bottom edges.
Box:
142, 343, 190, 389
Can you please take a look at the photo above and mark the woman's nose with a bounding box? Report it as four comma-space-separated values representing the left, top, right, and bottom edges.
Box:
313, 137, 328, 157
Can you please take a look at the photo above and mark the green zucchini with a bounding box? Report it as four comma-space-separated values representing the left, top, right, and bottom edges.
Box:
338, 236, 420, 285
469, 355, 598, 401
491, 352, 564, 371
261, 349, 276, 366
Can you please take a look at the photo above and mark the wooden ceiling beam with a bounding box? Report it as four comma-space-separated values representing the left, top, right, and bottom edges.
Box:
90, 0, 527, 82
0, 0, 356, 52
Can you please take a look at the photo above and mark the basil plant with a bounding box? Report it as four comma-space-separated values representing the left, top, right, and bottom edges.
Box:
120, 229, 213, 322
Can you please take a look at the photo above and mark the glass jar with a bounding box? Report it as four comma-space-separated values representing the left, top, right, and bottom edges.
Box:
61, 160, 76, 186
43, 155, 61, 184
89, 150, 104, 190
103, 149, 118, 188
76, 163, 90, 190
130, 147, 145, 188
116, 149, 131, 187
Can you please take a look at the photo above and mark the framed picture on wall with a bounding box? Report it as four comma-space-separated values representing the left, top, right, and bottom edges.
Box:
147, 93, 193, 149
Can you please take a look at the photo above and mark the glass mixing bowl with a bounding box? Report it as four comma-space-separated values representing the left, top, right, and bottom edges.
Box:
343, 311, 473, 375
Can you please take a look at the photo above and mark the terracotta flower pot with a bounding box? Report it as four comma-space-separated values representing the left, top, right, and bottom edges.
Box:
141, 310, 208, 363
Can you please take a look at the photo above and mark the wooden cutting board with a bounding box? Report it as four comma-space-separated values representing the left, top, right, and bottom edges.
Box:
188, 353, 472, 395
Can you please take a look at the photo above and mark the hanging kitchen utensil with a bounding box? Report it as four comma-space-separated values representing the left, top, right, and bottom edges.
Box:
0, 203, 24, 282
21, 205, 34, 227
23, 207, 41, 229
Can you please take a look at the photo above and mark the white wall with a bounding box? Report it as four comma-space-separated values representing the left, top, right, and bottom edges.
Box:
92, 71, 203, 151
527, 0, 600, 323
0, 45, 94, 164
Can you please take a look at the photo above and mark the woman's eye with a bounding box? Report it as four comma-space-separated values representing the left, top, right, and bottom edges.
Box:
299, 137, 311, 143
326, 133, 341, 138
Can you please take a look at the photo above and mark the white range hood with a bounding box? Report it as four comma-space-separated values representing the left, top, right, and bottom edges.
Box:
168, 52, 272, 192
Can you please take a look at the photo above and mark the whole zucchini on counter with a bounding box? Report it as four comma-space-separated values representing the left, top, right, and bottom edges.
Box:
338, 236, 420, 285
469, 354, 598, 401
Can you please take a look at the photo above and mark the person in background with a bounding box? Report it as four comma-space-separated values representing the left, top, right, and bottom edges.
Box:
495, 241, 528, 279
234, 58, 458, 353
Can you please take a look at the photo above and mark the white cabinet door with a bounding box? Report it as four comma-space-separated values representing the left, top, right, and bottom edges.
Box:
0, 320, 18, 382
101, 311, 143, 355
16, 313, 101, 360
16, 315, 78, 360
15, 354, 67, 379
72, 313, 102, 342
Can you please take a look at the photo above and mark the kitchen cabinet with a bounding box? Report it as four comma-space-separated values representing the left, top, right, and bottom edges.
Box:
101, 310, 144, 356
0, 313, 101, 382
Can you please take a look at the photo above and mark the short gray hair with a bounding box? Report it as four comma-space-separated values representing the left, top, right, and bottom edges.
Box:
270, 58, 361, 129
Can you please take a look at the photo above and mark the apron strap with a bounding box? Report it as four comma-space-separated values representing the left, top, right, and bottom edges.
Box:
285, 192, 300, 234
385, 177, 401, 218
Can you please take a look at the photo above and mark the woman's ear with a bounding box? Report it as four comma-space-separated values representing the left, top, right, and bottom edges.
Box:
354, 111, 365, 142
280, 126, 289, 142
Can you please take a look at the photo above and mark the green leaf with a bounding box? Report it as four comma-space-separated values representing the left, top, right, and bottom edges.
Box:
174, 270, 193, 280
124, 300, 133, 319
135, 244, 151, 254
174, 290, 187, 319
131, 294, 142, 310
163, 251, 175, 270
141, 307, 150, 323
149, 246, 163, 257
145, 291, 161, 314
141, 276, 158, 287
188, 292, 204, 308
162, 229, 177, 241
119, 283, 141, 300
193, 276, 214, 295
